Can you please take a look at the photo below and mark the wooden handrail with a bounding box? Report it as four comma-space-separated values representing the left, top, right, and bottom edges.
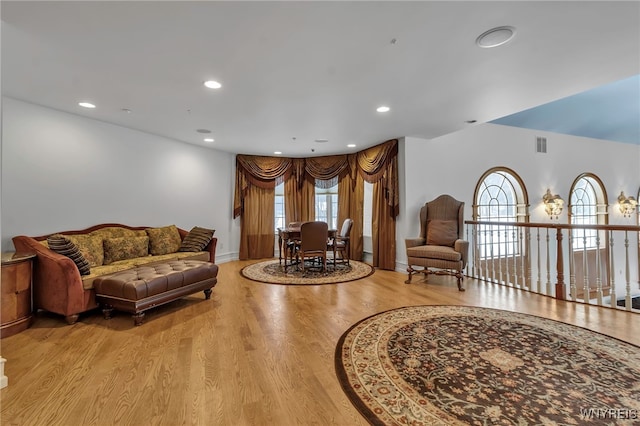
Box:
465, 220, 639, 307
466, 220, 640, 232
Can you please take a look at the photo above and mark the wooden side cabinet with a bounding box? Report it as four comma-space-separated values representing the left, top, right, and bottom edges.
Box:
1, 252, 36, 338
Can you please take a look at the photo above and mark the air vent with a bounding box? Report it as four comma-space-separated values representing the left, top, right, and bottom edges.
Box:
536, 136, 547, 153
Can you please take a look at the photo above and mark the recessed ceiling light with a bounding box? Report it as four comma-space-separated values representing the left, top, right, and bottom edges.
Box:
121, 108, 132, 113
314, 139, 329, 143
196, 129, 212, 134
78, 102, 96, 108
347, 144, 356, 148
376, 106, 390, 113
476, 26, 516, 48
204, 80, 222, 89
465, 120, 477, 124
204, 138, 214, 143
274, 151, 282, 155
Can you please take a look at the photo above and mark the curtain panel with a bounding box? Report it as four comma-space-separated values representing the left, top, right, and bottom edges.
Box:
357, 139, 399, 217
234, 155, 293, 219
285, 174, 315, 225
338, 167, 364, 261
239, 185, 275, 260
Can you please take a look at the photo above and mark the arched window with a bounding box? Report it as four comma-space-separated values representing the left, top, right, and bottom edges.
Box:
569, 173, 608, 249
473, 167, 528, 258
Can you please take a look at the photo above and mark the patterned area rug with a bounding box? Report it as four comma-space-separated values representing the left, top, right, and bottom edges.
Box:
336, 305, 640, 425
241, 259, 374, 285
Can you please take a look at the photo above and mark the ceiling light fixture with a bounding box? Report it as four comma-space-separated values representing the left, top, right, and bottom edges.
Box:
376, 106, 390, 113
274, 151, 282, 155
204, 138, 214, 143
347, 144, 356, 148
476, 26, 516, 48
121, 108, 132, 113
196, 129, 212, 134
314, 139, 329, 143
204, 80, 222, 89
78, 102, 96, 108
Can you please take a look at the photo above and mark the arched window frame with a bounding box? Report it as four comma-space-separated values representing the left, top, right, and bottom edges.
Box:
473, 167, 529, 259
568, 173, 608, 250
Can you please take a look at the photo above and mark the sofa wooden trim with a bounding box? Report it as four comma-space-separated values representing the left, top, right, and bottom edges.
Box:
12, 223, 217, 324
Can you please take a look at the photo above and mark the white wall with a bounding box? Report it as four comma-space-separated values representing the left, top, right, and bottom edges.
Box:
1, 98, 240, 262
333, 125, 639, 277
3, 99, 637, 273
400, 123, 640, 270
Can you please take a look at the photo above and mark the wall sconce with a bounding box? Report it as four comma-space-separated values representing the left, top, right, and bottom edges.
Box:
617, 191, 638, 217
542, 189, 564, 219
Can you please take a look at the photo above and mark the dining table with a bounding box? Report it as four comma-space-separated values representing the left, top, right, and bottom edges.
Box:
277, 225, 337, 271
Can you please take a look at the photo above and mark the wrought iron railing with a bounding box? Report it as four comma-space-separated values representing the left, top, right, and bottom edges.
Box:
465, 220, 640, 312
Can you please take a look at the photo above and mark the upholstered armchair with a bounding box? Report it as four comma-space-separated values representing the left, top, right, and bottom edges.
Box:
405, 195, 468, 291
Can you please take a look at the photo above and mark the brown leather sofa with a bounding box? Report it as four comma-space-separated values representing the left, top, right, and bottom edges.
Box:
13, 223, 217, 324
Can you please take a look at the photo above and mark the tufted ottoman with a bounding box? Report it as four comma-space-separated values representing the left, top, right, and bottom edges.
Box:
94, 260, 218, 325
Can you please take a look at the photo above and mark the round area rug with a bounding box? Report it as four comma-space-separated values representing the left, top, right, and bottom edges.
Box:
336, 305, 640, 426
241, 259, 374, 285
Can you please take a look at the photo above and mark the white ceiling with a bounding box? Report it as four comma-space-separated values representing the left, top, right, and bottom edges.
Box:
2, 1, 639, 157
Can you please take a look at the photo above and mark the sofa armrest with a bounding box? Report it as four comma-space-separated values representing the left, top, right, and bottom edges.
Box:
177, 228, 217, 263
405, 238, 426, 249
454, 239, 469, 268
12, 235, 88, 317
205, 237, 217, 264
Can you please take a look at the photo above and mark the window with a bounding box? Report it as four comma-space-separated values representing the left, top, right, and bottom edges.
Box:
474, 168, 528, 259
273, 181, 338, 230
315, 184, 338, 229
363, 181, 373, 237
569, 174, 607, 250
274, 182, 285, 231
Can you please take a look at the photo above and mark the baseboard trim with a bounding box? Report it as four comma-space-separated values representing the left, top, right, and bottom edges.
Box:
216, 252, 239, 264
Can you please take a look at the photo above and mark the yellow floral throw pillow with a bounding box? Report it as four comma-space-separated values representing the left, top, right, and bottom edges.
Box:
103, 236, 150, 265
65, 234, 104, 267
146, 225, 182, 255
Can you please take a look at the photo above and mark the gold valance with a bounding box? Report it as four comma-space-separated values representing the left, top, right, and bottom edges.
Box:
357, 139, 398, 183
234, 155, 294, 218
233, 139, 399, 218
304, 154, 350, 182
236, 155, 293, 188
358, 139, 399, 217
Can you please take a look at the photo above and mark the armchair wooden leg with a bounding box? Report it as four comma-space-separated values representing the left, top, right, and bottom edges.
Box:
405, 266, 415, 284
456, 272, 465, 291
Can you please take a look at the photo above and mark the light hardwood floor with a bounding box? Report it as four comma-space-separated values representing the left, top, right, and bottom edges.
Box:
1, 260, 639, 425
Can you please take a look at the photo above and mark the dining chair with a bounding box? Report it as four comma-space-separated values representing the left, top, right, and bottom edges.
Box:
328, 218, 353, 265
297, 221, 329, 272
286, 222, 303, 265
